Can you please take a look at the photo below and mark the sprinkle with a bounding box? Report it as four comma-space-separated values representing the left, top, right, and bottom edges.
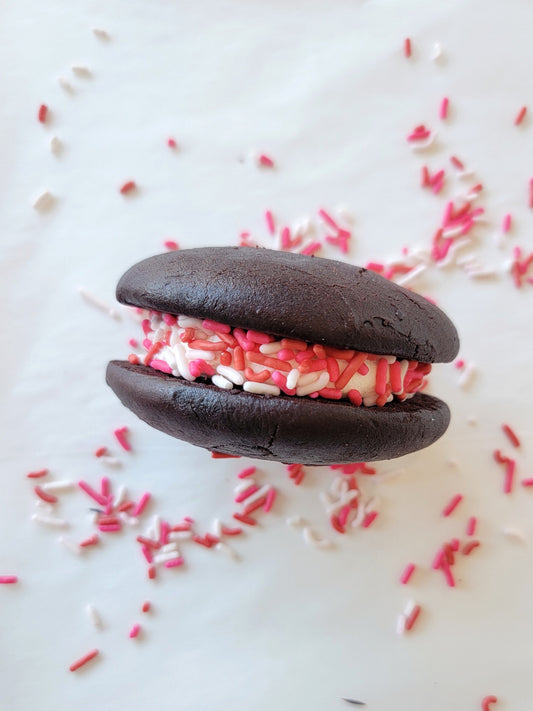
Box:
481, 695, 498, 711
129, 624, 141, 639
442, 493, 463, 517
521, 478, 533, 487
400, 563, 416, 585
503, 459, 516, 494
458, 362, 477, 389
132, 492, 151, 517
404, 37, 412, 58
0, 576, 18, 584
502, 213, 512, 233
72, 65, 91, 78
42, 480, 74, 493
234, 484, 260, 504
38, 104, 48, 123
50, 136, 63, 155
258, 154, 275, 168
26, 469, 48, 479
233, 512, 257, 526
167, 137, 177, 148
114, 426, 131, 451
32, 513, 68, 528
164, 240, 179, 250
502, 423, 520, 448
265, 210, 276, 235
95, 446, 108, 457
439, 97, 449, 120
462, 540, 481, 555
515, 106, 527, 125
92, 27, 110, 39
215, 541, 239, 560
450, 155, 465, 170
98, 523, 121, 533
362, 511, 378, 528
58, 77, 75, 93
243, 381, 280, 396
440, 561, 456, 587
164, 557, 185, 568
263, 488, 277, 512
141, 601, 151, 613
69, 648, 99, 672
86, 604, 103, 628
120, 180, 137, 195
466, 516, 477, 536
78, 287, 121, 320
79, 534, 99, 548
148, 565, 156, 579
237, 466, 256, 479
503, 526, 526, 542
404, 603, 422, 631
33, 191, 55, 211
78, 481, 107, 506
211, 452, 241, 459
58, 537, 82, 555
300, 241, 321, 256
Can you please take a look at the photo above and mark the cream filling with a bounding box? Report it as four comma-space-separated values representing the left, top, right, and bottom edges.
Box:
129, 311, 431, 407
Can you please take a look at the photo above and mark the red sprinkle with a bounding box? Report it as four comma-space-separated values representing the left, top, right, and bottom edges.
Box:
362, 511, 378, 528
481, 695, 498, 711
79, 534, 99, 548
502, 423, 520, 448
439, 97, 449, 120
69, 648, 99, 672
404, 37, 412, 58
114, 426, 131, 452
141, 601, 151, 613
400, 563, 416, 585
234, 484, 259, 504
38, 104, 48, 123
450, 155, 465, 170
233, 512, 257, 526
503, 459, 516, 494
148, 565, 156, 579
258, 154, 275, 168
0, 576, 18, 584
466, 516, 477, 536
263, 488, 276, 513
129, 623, 141, 639
119, 180, 137, 195
265, 210, 276, 235
94, 446, 108, 458
167, 137, 177, 148
243, 496, 268, 515
237, 466, 256, 479
515, 106, 527, 126
404, 604, 421, 631
26, 468, 49, 479
211, 452, 241, 459
442, 493, 463, 517
462, 540, 481, 556
521, 478, 533, 487
164, 240, 179, 250
132, 492, 151, 517
34, 486, 58, 504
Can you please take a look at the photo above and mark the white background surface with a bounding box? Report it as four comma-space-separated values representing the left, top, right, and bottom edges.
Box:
1, 1, 533, 709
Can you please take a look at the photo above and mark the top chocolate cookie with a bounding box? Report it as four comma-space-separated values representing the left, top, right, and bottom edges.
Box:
117, 247, 459, 363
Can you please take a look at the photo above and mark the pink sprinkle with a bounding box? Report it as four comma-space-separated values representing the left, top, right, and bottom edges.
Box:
38, 104, 48, 123
120, 180, 137, 195
148, 565, 156, 579
263, 488, 276, 513
521, 478, 533, 487
141, 545, 153, 564
404, 604, 421, 631
432, 548, 446, 570
407, 129, 431, 142
150, 359, 173, 374
237, 466, 256, 479
129, 623, 141, 639
502, 423, 520, 448
481, 695, 498, 711
515, 106, 527, 126
114, 427, 131, 452
258, 154, 275, 168
79, 534, 99, 548
454, 359, 465, 369
404, 37, 412, 58
34, 486, 58, 504
141, 601, 151, 613
503, 459, 516, 494
400, 563, 415, 585
167, 137, 177, 148
466, 516, 477, 536
502, 213, 512, 233
462, 540, 481, 556
318, 208, 341, 231
164, 240, 179, 250
234, 484, 259, 504
69, 648, 99, 672
0, 576, 18, 584
164, 557, 185, 568
233, 512, 257, 526
26, 468, 48, 479
202, 318, 231, 333
439, 96, 449, 120
300, 241, 321, 256
132, 492, 151, 517
78, 480, 107, 506
247, 329, 272, 345
450, 155, 465, 170
362, 511, 378, 528
442, 493, 463, 517
265, 210, 276, 235
440, 561, 456, 588
98, 524, 121, 532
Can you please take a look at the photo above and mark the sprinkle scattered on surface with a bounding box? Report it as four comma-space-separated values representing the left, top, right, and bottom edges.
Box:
69, 648, 99, 672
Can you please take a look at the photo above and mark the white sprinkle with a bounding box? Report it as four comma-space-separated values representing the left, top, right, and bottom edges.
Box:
396, 614, 407, 635
78, 287, 121, 321
172, 342, 195, 381
118, 513, 139, 527
87, 511, 99, 525
351, 503, 367, 528
212, 518, 223, 536
239, 484, 272, 508
92, 27, 110, 40
35, 500, 54, 513
152, 515, 161, 542
212, 374, 233, 390
58, 536, 82, 555
186, 349, 214, 361
466, 267, 499, 280
259, 342, 283, 355
114, 485, 127, 507
503, 526, 527, 542
72, 65, 91, 78
458, 362, 477, 389
410, 132, 438, 151
286, 368, 300, 390
325, 490, 359, 516
234, 479, 256, 495
302, 527, 333, 549
319, 491, 335, 507
215, 542, 239, 560
295, 371, 318, 388
58, 77, 75, 93
177, 316, 203, 328
32, 191, 55, 212
296, 372, 329, 397
153, 550, 182, 564
161, 542, 180, 554
32, 513, 68, 529
86, 604, 103, 629
100, 455, 122, 469
292, 217, 314, 238
403, 599, 418, 617
335, 205, 355, 224
243, 381, 280, 396
216, 365, 245, 386
431, 42, 443, 61
286, 516, 304, 528
42, 480, 74, 493
50, 136, 63, 156
395, 264, 427, 287
167, 530, 192, 541
329, 475, 345, 497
